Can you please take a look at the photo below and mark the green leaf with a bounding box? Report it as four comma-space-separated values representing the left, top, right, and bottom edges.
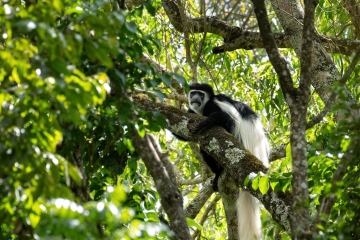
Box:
15, 19, 37, 32
285, 143, 292, 161
111, 185, 127, 205
186, 218, 203, 231
270, 178, 280, 192
159, 75, 172, 87
244, 175, 250, 186
251, 175, 260, 190
126, 22, 138, 33
146, 211, 159, 221
154, 90, 165, 102
259, 176, 269, 195
67, 162, 83, 185
172, 73, 186, 85
29, 212, 41, 228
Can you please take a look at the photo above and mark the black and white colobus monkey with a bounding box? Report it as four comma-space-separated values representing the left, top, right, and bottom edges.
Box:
180, 83, 269, 240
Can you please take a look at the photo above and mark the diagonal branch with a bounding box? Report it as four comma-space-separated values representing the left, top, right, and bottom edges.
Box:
131, 131, 191, 240
184, 178, 214, 219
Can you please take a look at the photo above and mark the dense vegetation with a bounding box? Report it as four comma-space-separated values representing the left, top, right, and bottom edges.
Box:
0, 0, 359, 239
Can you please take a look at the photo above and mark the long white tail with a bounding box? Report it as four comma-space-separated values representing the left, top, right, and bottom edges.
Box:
237, 191, 261, 240
214, 100, 269, 239
236, 117, 269, 240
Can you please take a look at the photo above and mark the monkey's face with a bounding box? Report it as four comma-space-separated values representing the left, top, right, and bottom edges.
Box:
188, 90, 209, 115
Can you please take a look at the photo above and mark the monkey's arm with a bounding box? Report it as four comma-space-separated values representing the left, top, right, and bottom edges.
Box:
194, 111, 234, 134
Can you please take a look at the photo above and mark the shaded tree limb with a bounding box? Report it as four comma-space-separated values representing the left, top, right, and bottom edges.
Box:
175, 0, 198, 82
287, 0, 318, 237
178, 177, 208, 186
131, 132, 191, 240
218, 172, 240, 239
162, 0, 243, 42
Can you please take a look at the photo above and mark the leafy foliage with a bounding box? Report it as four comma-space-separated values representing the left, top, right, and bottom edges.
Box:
1, 0, 359, 239
0, 0, 170, 238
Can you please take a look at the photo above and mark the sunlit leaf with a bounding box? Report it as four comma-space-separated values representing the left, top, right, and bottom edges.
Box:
187, 218, 203, 231
259, 176, 269, 195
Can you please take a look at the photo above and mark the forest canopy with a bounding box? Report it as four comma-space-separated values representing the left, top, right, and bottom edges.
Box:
0, 0, 359, 239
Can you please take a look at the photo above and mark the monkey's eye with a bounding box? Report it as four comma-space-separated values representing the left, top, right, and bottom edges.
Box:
190, 91, 204, 98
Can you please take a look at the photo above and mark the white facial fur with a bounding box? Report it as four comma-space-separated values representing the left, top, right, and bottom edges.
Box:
188, 90, 210, 115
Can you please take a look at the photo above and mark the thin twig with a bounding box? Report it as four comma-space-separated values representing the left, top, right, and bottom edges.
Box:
176, 0, 198, 82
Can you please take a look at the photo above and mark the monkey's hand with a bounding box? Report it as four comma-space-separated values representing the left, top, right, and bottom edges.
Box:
211, 175, 220, 192
194, 111, 234, 133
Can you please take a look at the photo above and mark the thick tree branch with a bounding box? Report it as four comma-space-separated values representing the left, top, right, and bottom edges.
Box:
285, 1, 318, 238
251, 0, 317, 238
218, 172, 240, 239
131, 132, 191, 240
133, 95, 292, 230
213, 33, 360, 56
269, 144, 287, 162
